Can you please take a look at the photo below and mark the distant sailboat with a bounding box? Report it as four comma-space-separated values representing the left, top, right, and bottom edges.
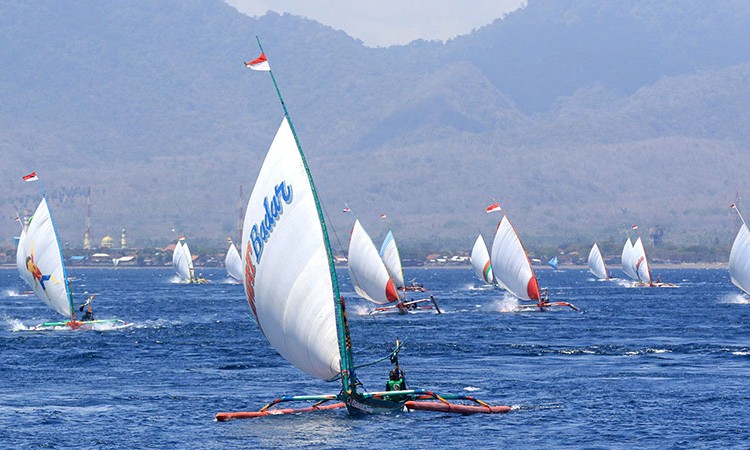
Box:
632, 237, 652, 285
172, 236, 207, 284
470, 234, 494, 285
349, 221, 438, 314
224, 238, 243, 282
380, 230, 428, 292
729, 204, 750, 296
216, 42, 508, 420
547, 256, 559, 270
490, 214, 577, 311
622, 228, 675, 287
587, 243, 609, 280
16, 179, 126, 330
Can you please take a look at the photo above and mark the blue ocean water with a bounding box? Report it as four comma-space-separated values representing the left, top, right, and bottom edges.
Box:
1, 266, 749, 449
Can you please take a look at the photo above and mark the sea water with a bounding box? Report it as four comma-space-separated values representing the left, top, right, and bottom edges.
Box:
1, 267, 749, 449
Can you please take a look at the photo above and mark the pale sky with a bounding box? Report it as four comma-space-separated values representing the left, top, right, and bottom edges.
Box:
226, 0, 527, 47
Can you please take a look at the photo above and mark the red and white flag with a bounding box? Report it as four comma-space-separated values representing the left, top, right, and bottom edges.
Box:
22, 171, 38, 182
342, 206, 351, 213
380, 213, 387, 219
486, 201, 501, 213
731, 203, 737, 209
631, 224, 638, 230
244, 53, 270, 71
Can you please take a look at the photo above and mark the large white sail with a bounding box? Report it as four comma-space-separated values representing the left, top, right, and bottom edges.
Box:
621, 238, 639, 281
587, 243, 608, 280
490, 215, 540, 301
729, 222, 750, 295
241, 117, 340, 381
470, 234, 494, 285
633, 237, 652, 285
349, 220, 399, 304
172, 238, 193, 282
225, 240, 243, 282
16, 198, 73, 318
379, 230, 405, 289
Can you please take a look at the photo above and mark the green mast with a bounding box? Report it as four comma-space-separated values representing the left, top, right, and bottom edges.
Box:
254, 37, 357, 395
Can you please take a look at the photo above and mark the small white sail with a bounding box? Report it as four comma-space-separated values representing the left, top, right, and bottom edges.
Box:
16, 198, 73, 318
241, 117, 340, 381
621, 238, 639, 281
587, 243, 608, 280
225, 240, 243, 282
379, 230, 405, 289
729, 222, 750, 295
633, 237, 652, 285
490, 215, 540, 301
348, 220, 399, 304
16, 225, 28, 278
470, 234, 494, 285
172, 238, 194, 282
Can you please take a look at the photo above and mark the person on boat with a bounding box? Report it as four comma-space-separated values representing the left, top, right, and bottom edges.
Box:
79, 294, 96, 321
386, 368, 406, 392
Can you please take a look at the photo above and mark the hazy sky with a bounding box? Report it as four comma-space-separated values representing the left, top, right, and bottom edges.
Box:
226, 0, 527, 47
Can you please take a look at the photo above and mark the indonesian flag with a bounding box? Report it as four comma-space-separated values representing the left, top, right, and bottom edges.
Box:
380, 213, 387, 219
631, 224, 638, 230
731, 203, 737, 209
486, 201, 501, 213
244, 53, 270, 71
22, 171, 38, 182
342, 206, 351, 213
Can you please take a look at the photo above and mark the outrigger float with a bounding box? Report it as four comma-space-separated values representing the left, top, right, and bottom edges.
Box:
217, 40, 509, 420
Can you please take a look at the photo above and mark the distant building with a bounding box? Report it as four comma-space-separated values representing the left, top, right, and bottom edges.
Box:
101, 236, 114, 249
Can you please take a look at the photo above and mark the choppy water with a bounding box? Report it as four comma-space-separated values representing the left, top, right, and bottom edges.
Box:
1, 267, 749, 449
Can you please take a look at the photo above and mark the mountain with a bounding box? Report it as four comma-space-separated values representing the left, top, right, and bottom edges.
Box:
1, 0, 749, 256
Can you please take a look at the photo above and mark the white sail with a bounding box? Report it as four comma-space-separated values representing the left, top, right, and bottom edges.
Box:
225, 241, 243, 282
241, 117, 340, 381
470, 234, 494, 285
621, 238, 639, 281
172, 238, 193, 282
379, 230, 405, 289
633, 237, 652, 285
729, 222, 750, 295
16, 198, 73, 318
490, 215, 540, 301
348, 220, 399, 304
587, 243, 608, 280
16, 225, 28, 278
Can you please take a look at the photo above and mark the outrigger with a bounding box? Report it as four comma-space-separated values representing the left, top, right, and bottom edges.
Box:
216, 39, 508, 420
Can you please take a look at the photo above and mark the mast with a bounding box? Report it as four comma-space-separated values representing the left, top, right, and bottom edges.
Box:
254, 37, 355, 394
83, 186, 92, 250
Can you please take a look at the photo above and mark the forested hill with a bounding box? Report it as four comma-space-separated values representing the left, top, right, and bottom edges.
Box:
1, 0, 749, 254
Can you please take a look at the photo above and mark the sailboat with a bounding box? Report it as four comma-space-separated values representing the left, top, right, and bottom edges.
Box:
547, 256, 559, 270
216, 42, 508, 419
16, 191, 126, 330
172, 236, 207, 284
224, 238, 243, 282
729, 204, 750, 296
490, 214, 577, 311
380, 230, 427, 292
470, 234, 494, 286
349, 221, 439, 315
622, 229, 675, 287
587, 243, 609, 280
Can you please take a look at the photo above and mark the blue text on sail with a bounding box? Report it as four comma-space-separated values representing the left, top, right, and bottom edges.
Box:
250, 181, 293, 264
